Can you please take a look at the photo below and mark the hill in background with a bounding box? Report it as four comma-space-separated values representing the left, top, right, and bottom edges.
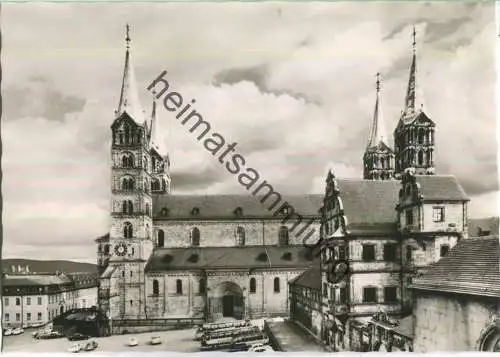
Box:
468, 217, 499, 237
2, 259, 97, 275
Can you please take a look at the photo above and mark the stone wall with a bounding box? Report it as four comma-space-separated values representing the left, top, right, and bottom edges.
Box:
413, 291, 499, 352
153, 219, 321, 248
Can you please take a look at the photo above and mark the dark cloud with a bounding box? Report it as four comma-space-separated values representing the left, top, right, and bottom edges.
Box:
437, 154, 499, 197
212, 65, 322, 105
171, 166, 225, 191
3, 76, 86, 121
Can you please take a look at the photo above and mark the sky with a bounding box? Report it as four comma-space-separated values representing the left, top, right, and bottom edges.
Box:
2, 2, 498, 263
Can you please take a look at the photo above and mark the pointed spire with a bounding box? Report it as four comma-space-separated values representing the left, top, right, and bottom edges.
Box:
149, 89, 167, 154
116, 24, 144, 123
403, 25, 424, 116
367, 72, 388, 148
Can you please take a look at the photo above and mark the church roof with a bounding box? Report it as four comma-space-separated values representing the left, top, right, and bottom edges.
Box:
145, 245, 319, 272
152, 194, 324, 220
149, 95, 167, 155
289, 266, 321, 290
366, 74, 391, 151
414, 175, 469, 201
412, 236, 500, 297
152, 175, 467, 231
336, 179, 400, 233
115, 25, 145, 124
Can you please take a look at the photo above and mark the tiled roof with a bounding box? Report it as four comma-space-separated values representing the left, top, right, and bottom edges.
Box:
3, 274, 73, 287
336, 179, 399, 233
101, 265, 117, 279
289, 267, 321, 290
95, 233, 110, 243
414, 175, 469, 202
152, 194, 323, 219
145, 245, 319, 272
67, 273, 99, 289
412, 236, 500, 297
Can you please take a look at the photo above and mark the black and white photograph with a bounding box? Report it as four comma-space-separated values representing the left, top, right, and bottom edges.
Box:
1, 1, 499, 353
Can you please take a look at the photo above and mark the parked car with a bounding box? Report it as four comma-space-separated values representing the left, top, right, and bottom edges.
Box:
249, 343, 274, 352
68, 343, 84, 353
39, 330, 64, 340
11, 328, 24, 335
4, 328, 13, 336
68, 333, 89, 341
150, 336, 162, 345
83, 340, 99, 351
128, 337, 139, 347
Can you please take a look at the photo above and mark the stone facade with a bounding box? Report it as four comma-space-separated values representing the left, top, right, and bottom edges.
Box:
413, 292, 499, 351
289, 268, 323, 341
411, 236, 500, 352
2, 273, 98, 327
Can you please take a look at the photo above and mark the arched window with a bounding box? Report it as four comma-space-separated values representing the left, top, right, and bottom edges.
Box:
151, 179, 160, 192
380, 157, 385, 169
122, 154, 134, 168
236, 226, 245, 246
145, 203, 150, 216
121, 177, 134, 191
418, 151, 424, 166
124, 127, 130, 144
123, 222, 133, 238
152, 157, 157, 173
191, 227, 200, 246
250, 278, 256, 294
274, 277, 280, 293
278, 226, 289, 246
199, 279, 205, 294
157, 230, 165, 248
418, 129, 425, 144
152, 279, 159, 296
176, 279, 183, 294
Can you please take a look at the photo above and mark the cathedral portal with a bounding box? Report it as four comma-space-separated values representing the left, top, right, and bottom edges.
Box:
208, 282, 245, 321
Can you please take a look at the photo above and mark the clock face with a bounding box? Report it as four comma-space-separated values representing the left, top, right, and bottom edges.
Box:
114, 243, 128, 257
327, 259, 349, 284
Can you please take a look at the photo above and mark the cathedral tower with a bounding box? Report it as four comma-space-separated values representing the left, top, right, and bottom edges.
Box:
363, 73, 395, 180
394, 26, 435, 177
106, 25, 163, 320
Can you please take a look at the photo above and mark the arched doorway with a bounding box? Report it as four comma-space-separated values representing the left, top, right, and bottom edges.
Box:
478, 321, 500, 351
209, 282, 245, 321
60, 306, 64, 315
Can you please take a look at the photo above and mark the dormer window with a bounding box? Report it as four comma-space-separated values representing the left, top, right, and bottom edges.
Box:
282, 252, 292, 261
187, 254, 199, 263
234, 207, 243, 217
161, 207, 169, 217
191, 207, 200, 217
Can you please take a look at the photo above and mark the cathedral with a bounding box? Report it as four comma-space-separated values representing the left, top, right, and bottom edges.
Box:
96, 25, 470, 340
96, 27, 322, 332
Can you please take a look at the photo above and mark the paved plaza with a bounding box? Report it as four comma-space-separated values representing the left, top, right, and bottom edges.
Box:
3, 328, 200, 353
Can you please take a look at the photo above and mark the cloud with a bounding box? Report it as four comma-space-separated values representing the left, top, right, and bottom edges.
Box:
3, 77, 86, 122
213, 65, 322, 105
